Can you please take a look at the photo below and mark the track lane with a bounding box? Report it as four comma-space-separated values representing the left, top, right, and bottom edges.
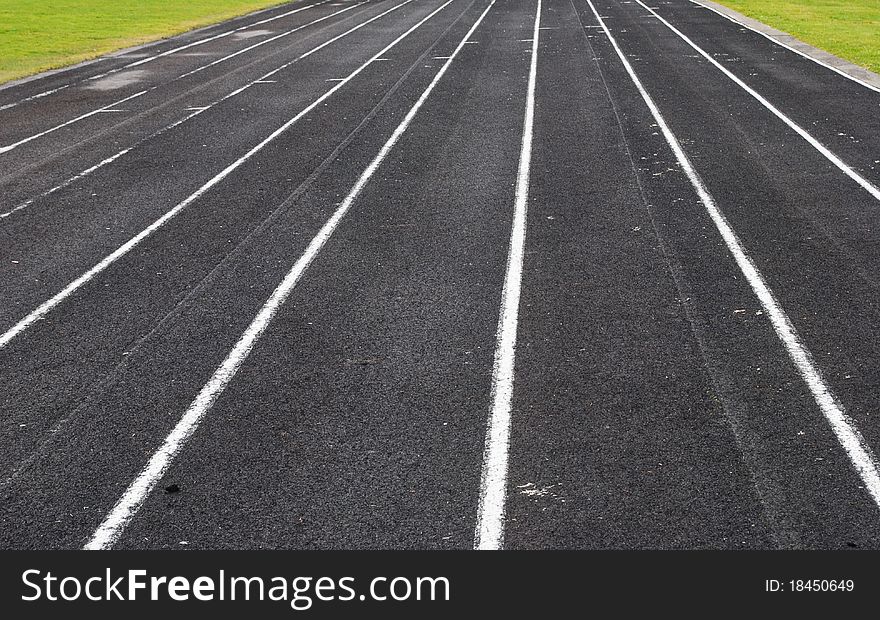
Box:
0, 0, 523, 551
631, 0, 880, 200
92, 0, 507, 551
0, 1, 350, 149
0, 0, 340, 110
0, 1, 398, 189
501, 0, 773, 550
587, 0, 880, 462
0, 0, 469, 484
655, 0, 880, 180
573, 0, 880, 547
0, 0, 459, 344
108, 0, 532, 550
1, 0, 880, 552
0, 0, 494, 550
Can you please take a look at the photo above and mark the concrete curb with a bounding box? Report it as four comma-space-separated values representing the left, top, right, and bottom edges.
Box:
692, 0, 880, 93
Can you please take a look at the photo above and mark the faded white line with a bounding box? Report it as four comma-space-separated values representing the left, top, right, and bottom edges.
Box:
2, 147, 133, 219
0, 90, 148, 154
474, 0, 541, 552
85, 0, 495, 551
0, 0, 435, 350
0, 0, 412, 219
689, 0, 880, 95
0, 85, 70, 112
0, 106, 211, 219
0, 1, 330, 112
177, 3, 361, 79
586, 0, 880, 509
632, 0, 880, 203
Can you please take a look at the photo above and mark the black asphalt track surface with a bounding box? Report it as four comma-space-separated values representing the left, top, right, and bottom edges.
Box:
1, 0, 879, 549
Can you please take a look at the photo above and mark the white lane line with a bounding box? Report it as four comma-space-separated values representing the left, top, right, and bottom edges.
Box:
474, 0, 541, 552
1, 147, 134, 219
0, 107, 209, 219
177, 3, 361, 79
0, 1, 412, 220
85, 0, 496, 552
0, 3, 361, 157
585, 0, 880, 509
0, 1, 330, 112
0, 85, 70, 112
631, 0, 880, 203
0, 90, 148, 154
0, 0, 437, 351
688, 0, 880, 95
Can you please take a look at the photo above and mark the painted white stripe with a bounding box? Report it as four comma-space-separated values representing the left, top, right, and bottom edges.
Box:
631, 0, 880, 203
0, 85, 70, 112
85, 0, 496, 552
1, 105, 216, 219
0, 0, 438, 351
0, 1, 412, 220
1, 107, 215, 219
177, 3, 361, 79
474, 0, 541, 552
689, 0, 880, 95
0, 90, 148, 154
1, 147, 133, 219
0, 2, 329, 112
585, 0, 880, 509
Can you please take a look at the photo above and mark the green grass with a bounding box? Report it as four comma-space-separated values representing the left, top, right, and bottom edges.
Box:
0, 0, 295, 84
714, 0, 880, 73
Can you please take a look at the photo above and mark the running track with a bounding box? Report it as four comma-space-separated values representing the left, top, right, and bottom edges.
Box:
1, 0, 879, 550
